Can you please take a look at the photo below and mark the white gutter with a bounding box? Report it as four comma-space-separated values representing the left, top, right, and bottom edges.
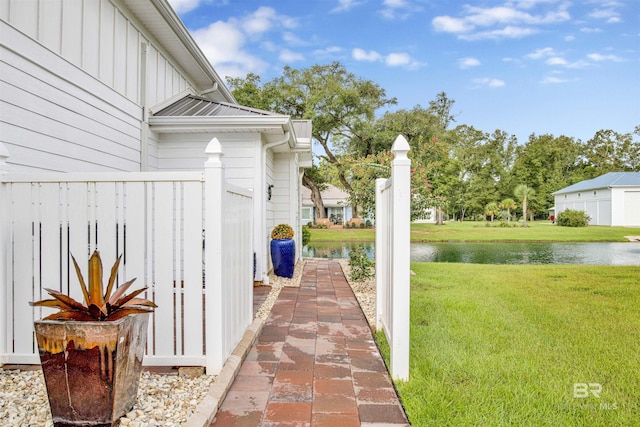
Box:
260, 131, 291, 284
149, 116, 293, 134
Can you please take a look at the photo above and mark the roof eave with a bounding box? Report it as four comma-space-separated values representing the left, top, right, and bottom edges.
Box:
149, 115, 291, 133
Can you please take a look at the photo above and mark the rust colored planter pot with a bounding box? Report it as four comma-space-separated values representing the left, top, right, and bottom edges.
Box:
34, 314, 150, 427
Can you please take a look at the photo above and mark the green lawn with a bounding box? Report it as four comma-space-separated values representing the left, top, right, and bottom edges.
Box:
308, 221, 640, 243
376, 263, 640, 426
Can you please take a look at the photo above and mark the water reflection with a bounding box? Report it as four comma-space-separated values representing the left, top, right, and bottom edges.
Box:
303, 242, 640, 265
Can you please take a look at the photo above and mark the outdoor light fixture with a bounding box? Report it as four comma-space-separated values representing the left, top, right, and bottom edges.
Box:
267, 184, 274, 201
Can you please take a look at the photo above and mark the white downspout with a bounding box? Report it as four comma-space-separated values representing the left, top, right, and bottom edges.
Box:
260, 132, 291, 284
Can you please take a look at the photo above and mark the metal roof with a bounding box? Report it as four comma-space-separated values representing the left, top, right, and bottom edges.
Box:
153, 95, 278, 117
553, 172, 640, 195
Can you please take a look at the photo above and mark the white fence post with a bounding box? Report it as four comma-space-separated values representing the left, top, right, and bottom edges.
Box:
204, 138, 225, 374
375, 178, 387, 332
375, 135, 411, 381
390, 135, 411, 381
0, 142, 9, 364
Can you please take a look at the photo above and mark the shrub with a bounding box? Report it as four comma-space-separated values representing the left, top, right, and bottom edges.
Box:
348, 246, 374, 283
365, 220, 372, 228
271, 224, 294, 239
301, 226, 311, 246
360, 223, 365, 228
557, 209, 590, 227
307, 221, 313, 228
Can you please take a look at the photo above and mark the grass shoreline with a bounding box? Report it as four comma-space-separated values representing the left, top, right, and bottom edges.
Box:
308, 221, 640, 243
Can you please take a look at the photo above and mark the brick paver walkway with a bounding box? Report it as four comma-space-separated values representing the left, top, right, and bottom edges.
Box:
210, 259, 409, 426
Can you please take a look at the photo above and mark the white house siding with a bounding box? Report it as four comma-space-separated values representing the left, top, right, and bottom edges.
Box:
612, 188, 640, 227
1, 20, 141, 172
155, 133, 259, 187
623, 191, 640, 227
556, 188, 613, 226
1, 0, 195, 172
0, 0, 193, 107
272, 152, 301, 256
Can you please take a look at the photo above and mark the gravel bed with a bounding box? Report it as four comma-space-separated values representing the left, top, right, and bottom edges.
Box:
338, 258, 377, 328
0, 368, 215, 427
0, 258, 374, 427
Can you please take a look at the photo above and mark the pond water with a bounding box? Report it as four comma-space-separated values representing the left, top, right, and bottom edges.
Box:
302, 242, 640, 266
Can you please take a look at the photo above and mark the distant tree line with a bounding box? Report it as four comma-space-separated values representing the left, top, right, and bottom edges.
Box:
227, 62, 640, 222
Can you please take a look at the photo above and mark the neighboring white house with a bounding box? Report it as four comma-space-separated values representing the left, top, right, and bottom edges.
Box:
553, 172, 640, 227
0, 0, 311, 281
301, 184, 353, 225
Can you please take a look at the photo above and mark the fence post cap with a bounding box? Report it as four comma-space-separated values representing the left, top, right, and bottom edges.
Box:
391, 135, 410, 158
205, 137, 224, 167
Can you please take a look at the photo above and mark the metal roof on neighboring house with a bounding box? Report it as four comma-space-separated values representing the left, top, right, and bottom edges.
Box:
552, 172, 640, 195
153, 95, 278, 117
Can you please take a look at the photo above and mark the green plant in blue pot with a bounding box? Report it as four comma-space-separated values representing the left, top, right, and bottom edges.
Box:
270, 224, 295, 278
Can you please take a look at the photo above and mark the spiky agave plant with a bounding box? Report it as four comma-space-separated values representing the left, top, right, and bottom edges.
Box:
30, 250, 156, 321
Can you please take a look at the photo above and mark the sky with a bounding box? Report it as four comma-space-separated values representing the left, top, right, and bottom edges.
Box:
168, 0, 640, 144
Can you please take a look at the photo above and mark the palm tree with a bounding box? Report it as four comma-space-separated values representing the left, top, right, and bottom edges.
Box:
485, 202, 500, 222
499, 198, 517, 223
514, 184, 536, 227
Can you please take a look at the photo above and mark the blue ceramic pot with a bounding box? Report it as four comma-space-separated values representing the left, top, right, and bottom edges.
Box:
270, 238, 295, 278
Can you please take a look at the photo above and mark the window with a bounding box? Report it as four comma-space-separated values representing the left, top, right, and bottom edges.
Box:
301, 207, 312, 223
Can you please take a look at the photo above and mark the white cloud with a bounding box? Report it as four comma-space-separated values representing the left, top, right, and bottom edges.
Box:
458, 57, 481, 69
313, 46, 343, 57
589, 7, 622, 24
541, 75, 568, 84
460, 25, 538, 40
191, 20, 267, 78
282, 31, 307, 46
432, 16, 474, 34
380, 0, 419, 20
546, 56, 568, 65
279, 49, 305, 63
187, 6, 302, 77
432, 1, 570, 40
168, 0, 201, 14
352, 48, 421, 69
385, 52, 411, 66
587, 53, 624, 62
526, 47, 556, 59
473, 77, 506, 87
238, 7, 298, 37
580, 27, 603, 33
352, 48, 383, 62
331, 0, 365, 13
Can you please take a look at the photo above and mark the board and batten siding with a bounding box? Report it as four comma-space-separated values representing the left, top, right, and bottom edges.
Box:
155, 133, 260, 190
0, 0, 195, 172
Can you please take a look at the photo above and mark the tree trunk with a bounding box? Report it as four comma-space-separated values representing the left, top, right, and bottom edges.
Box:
436, 206, 444, 225
522, 200, 528, 227
302, 172, 326, 219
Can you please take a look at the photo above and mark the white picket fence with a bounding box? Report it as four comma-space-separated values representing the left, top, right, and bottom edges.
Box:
375, 135, 411, 381
0, 138, 253, 374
